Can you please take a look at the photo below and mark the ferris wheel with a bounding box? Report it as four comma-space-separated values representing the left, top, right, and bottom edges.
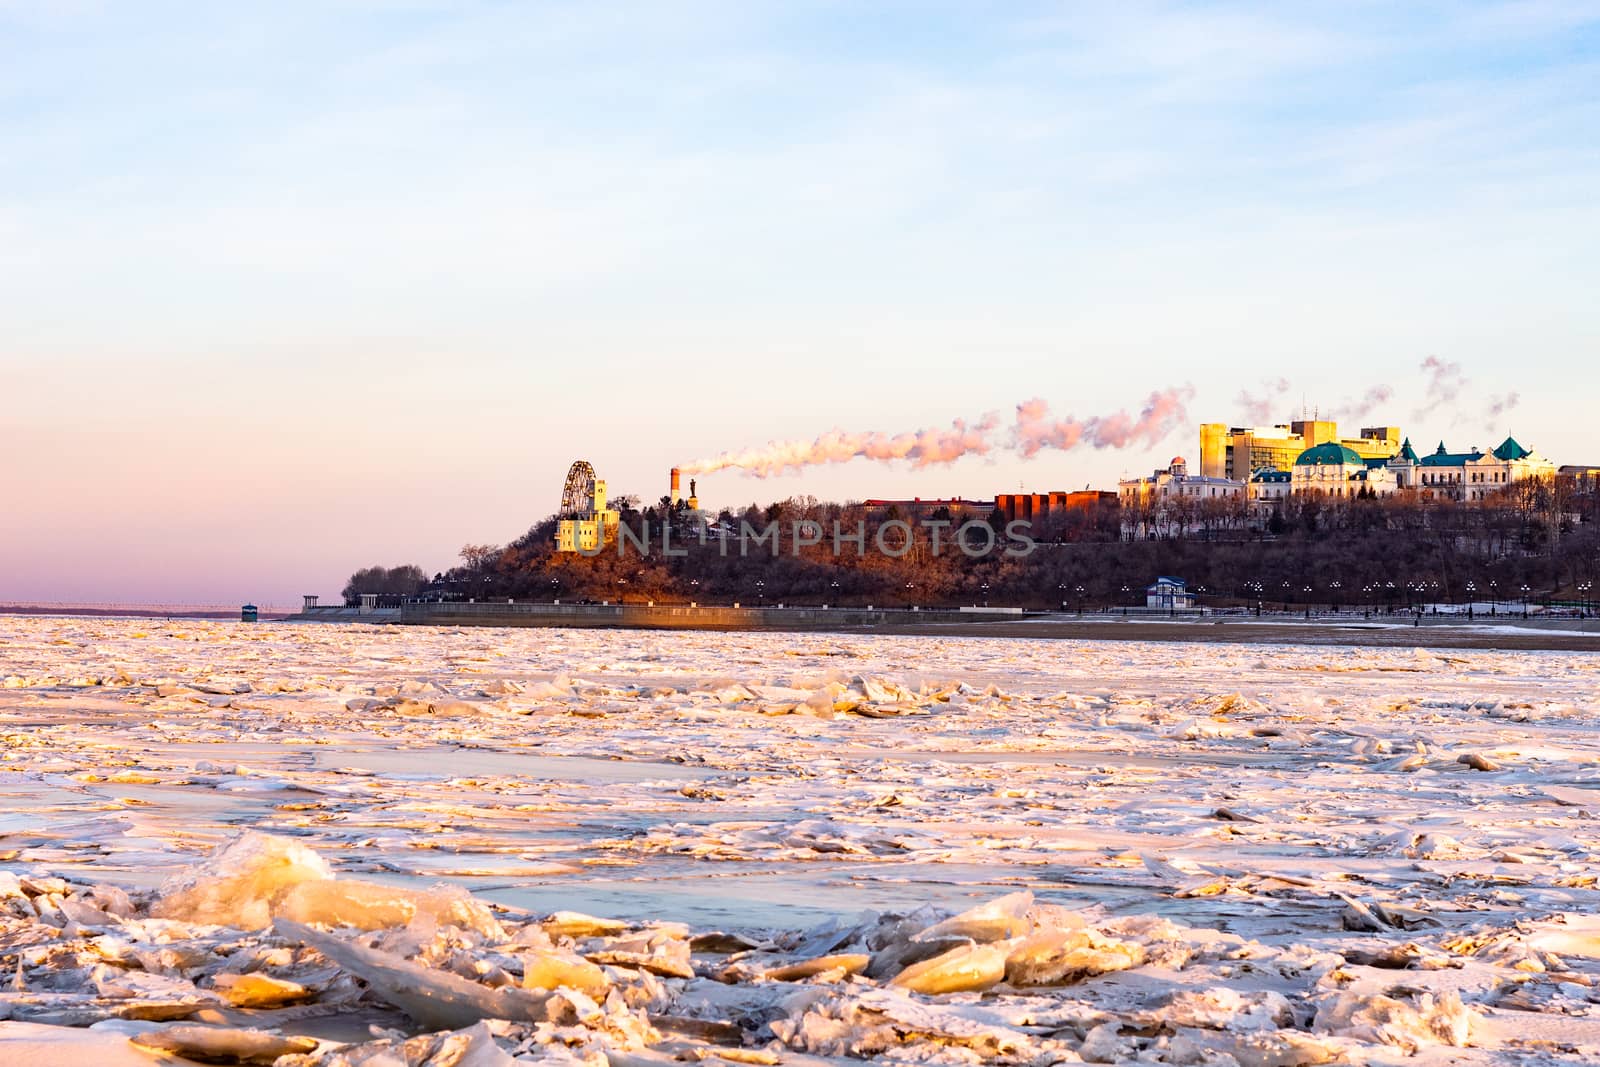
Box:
559, 460, 596, 517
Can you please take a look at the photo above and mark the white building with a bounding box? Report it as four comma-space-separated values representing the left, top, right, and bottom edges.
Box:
1118, 457, 1245, 538
1289, 443, 1397, 499
1388, 437, 1556, 501
1248, 468, 1292, 505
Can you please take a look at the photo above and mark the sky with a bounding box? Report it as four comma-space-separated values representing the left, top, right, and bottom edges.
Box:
3, 1, 1597, 606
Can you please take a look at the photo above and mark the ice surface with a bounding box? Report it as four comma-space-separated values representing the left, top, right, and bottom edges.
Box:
5, 615, 1600, 1063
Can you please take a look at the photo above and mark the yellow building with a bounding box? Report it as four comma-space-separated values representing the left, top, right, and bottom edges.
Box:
554, 460, 620, 553
1199, 420, 1401, 480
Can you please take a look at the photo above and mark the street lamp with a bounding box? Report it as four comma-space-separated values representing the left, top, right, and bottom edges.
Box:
1057, 582, 1068, 610
689, 578, 700, 606
1489, 579, 1498, 615
1303, 584, 1312, 619
980, 581, 990, 608
1579, 581, 1593, 617
1466, 580, 1476, 620
1075, 584, 1085, 614
755, 579, 766, 607
1520, 583, 1531, 618
905, 580, 915, 608
829, 579, 840, 608
1330, 580, 1342, 613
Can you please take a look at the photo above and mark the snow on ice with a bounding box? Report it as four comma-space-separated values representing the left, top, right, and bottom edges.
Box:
3, 615, 1600, 1063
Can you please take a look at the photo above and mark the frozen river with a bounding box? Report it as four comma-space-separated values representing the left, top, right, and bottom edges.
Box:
3, 615, 1600, 1063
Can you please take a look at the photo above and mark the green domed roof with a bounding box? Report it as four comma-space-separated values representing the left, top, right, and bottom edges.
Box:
1294, 442, 1364, 467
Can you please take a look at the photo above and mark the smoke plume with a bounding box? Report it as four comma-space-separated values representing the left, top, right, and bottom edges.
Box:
1336, 385, 1393, 421
1012, 387, 1194, 457
681, 386, 1194, 479
1485, 391, 1520, 419
680, 414, 1002, 479
1414, 356, 1465, 417
1235, 378, 1290, 424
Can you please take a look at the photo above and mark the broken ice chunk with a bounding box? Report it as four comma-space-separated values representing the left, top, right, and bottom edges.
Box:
889, 941, 1011, 994
276, 878, 506, 940
151, 832, 330, 930
210, 972, 310, 1008
521, 948, 612, 997
277, 920, 555, 1031
129, 1024, 317, 1063
913, 890, 1033, 943
1003, 930, 1145, 986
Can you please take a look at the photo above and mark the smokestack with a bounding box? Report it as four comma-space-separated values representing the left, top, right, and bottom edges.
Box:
670, 467, 681, 506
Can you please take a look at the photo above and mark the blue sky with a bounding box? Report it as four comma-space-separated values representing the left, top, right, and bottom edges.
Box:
3, 1, 1597, 603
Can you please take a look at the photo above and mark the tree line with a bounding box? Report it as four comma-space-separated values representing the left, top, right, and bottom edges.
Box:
345, 476, 1600, 610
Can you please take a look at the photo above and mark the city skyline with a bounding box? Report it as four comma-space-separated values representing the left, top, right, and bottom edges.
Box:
4, 2, 1597, 604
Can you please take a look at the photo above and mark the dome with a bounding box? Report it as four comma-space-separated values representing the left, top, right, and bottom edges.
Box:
1170, 456, 1186, 466
1293, 442, 1363, 467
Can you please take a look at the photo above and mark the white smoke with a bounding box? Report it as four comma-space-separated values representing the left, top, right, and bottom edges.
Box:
1415, 356, 1465, 418
1235, 378, 1290, 424
1336, 385, 1394, 422
1485, 391, 1520, 419
681, 386, 1195, 479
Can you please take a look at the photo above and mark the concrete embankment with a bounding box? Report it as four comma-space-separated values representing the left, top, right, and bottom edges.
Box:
396, 601, 1023, 631
285, 601, 1600, 650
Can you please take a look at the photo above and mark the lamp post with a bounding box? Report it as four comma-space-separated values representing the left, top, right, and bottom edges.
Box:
905, 580, 915, 608
829, 579, 840, 609
1330, 580, 1342, 613
1580, 580, 1592, 618
1303, 584, 1312, 619
1057, 583, 1068, 611
1281, 580, 1291, 612
755, 579, 765, 607
616, 577, 628, 604
1122, 584, 1131, 617
980, 581, 990, 608
689, 578, 700, 606
1520, 582, 1530, 618
1466, 580, 1476, 620
1489, 579, 1498, 616
550, 577, 560, 603
1075, 584, 1085, 615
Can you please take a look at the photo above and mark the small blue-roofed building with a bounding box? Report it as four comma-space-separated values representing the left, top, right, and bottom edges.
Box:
1146, 576, 1195, 610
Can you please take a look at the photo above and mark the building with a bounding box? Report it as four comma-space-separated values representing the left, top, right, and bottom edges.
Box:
1119, 457, 1245, 506
1248, 468, 1292, 505
993, 490, 1116, 525
854, 498, 992, 521
1388, 436, 1556, 501
554, 460, 620, 553
1289, 442, 1397, 498
1560, 465, 1600, 491
1146, 576, 1195, 610
1118, 457, 1246, 539
1199, 420, 1402, 481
